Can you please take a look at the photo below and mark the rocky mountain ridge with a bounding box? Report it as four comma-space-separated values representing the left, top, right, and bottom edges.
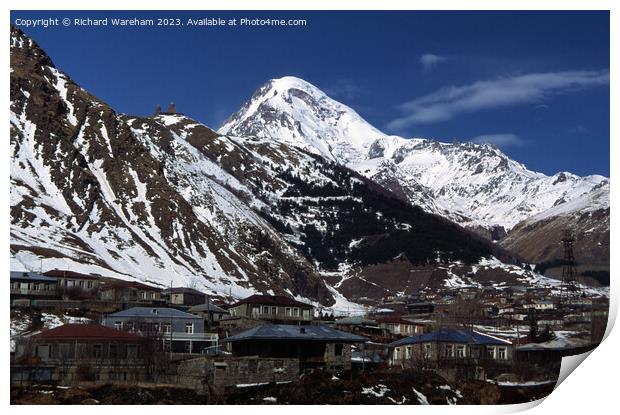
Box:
219, 76, 609, 236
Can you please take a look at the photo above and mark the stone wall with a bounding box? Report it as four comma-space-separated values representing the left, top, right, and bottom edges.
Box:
178, 356, 299, 394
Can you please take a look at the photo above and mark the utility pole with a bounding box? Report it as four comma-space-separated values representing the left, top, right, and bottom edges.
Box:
169, 280, 173, 360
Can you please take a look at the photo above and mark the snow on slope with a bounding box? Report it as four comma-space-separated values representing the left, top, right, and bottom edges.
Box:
220, 76, 385, 163
220, 76, 609, 232
10, 27, 332, 303
525, 180, 610, 223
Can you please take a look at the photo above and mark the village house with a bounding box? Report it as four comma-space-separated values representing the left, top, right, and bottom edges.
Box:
12, 324, 148, 386
43, 269, 101, 294
226, 294, 314, 324
334, 316, 383, 338
389, 328, 513, 373
102, 307, 217, 354
162, 287, 207, 307
405, 301, 435, 315
10, 271, 58, 303
375, 315, 424, 337
523, 299, 556, 312
223, 324, 367, 372
188, 302, 229, 327
99, 280, 163, 304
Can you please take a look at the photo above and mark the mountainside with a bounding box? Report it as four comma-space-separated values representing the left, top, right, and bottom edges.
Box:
10, 27, 333, 303
220, 77, 609, 236
501, 181, 610, 284
11, 27, 520, 307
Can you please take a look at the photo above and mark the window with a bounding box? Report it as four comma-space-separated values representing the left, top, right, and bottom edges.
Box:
150, 292, 156, 299
424, 343, 432, 359
405, 346, 412, 359
125, 322, 134, 332
33, 283, 40, 291
79, 280, 84, 288
271, 306, 277, 315
445, 344, 454, 358
163, 323, 171, 333
184, 341, 192, 353
252, 306, 260, 316
293, 308, 299, 317
263, 306, 270, 315
93, 344, 103, 358
109, 344, 118, 359
456, 345, 465, 358
497, 347, 507, 360
285, 307, 292, 316
394, 347, 401, 360
127, 345, 138, 359
185, 323, 194, 334
114, 321, 122, 330
487, 347, 496, 359
335, 343, 344, 356
87, 281, 93, 289
303, 309, 310, 319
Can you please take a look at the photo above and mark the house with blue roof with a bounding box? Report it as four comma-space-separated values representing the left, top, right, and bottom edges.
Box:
102, 307, 218, 354
223, 324, 368, 371
388, 328, 513, 371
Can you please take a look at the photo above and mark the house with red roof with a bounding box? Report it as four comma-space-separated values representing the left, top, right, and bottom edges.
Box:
16, 324, 149, 385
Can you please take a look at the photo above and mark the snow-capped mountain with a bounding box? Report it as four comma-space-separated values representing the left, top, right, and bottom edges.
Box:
11, 27, 518, 306
220, 76, 609, 235
220, 76, 385, 163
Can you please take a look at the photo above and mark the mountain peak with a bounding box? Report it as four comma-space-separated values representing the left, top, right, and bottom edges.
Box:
219, 76, 384, 161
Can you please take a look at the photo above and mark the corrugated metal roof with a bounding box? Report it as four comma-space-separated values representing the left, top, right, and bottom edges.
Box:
101, 279, 161, 290
334, 316, 378, 326
188, 303, 229, 313
162, 287, 205, 296
389, 328, 512, 348
43, 269, 100, 280
231, 295, 313, 308
106, 307, 202, 319
224, 324, 368, 343
34, 324, 143, 340
10, 271, 57, 282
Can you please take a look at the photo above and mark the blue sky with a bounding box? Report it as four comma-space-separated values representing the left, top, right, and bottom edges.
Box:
12, 11, 610, 177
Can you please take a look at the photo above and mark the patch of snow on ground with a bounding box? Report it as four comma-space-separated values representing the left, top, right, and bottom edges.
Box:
361, 384, 390, 398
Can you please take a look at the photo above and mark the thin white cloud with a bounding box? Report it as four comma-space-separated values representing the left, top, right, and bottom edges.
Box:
387, 70, 609, 130
469, 133, 527, 148
420, 54, 446, 70
324, 79, 364, 100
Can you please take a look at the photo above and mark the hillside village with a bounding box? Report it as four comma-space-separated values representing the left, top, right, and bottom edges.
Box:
10, 268, 608, 404
8, 23, 610, 405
